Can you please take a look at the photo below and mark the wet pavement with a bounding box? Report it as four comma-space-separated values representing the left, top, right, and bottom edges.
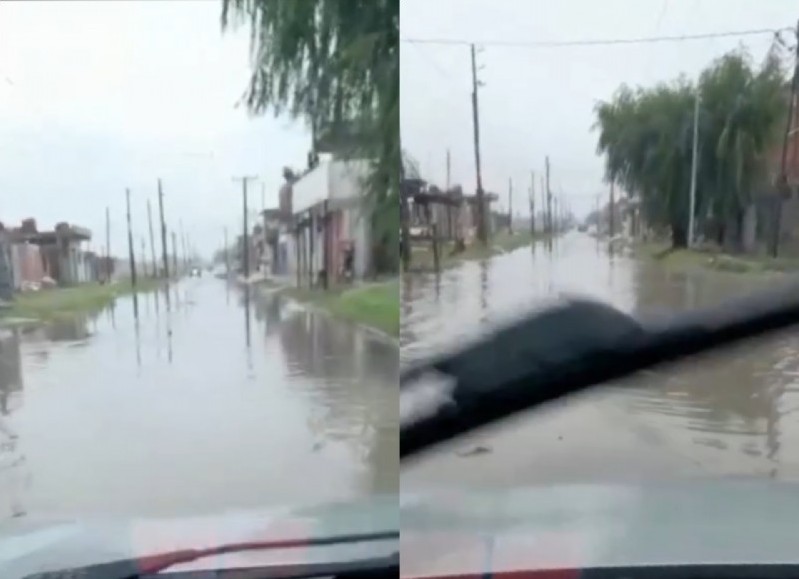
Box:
401, 232, 799, 488
0, 278, 398, 522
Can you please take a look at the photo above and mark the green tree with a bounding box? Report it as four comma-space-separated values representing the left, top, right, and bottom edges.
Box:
697, 50, 785, 249
594, 47, 787, 249
595, 79, 695, 246
221, 0, 399, 272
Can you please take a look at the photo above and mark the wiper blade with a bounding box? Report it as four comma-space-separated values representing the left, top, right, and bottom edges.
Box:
400, 281, 799, 459
24, 530, 398, 579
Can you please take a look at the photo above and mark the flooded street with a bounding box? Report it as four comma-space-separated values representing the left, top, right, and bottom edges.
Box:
0, 278, 398, 522
402, 233, 799, 488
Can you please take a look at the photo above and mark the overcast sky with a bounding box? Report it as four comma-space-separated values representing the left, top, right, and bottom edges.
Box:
401, 0, 799, 219
0, 0, 310, 259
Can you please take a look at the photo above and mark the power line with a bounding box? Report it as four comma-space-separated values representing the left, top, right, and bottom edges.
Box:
401, 27, 784, 49
404, 39, 455, 80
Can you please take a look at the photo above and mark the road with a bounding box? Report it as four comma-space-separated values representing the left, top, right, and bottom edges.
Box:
0, 277, 398, 521
401, 232, 799, 488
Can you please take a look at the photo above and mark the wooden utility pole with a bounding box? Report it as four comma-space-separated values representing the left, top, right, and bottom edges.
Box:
540, 176, 546, 233
125, 188, 137, 289
508, 178, 513, 233
470, 44, 487, 245
553, 197, 559, 233
529, 171, 536, 236
179, 220, 188, 273
545, 157, 552, 235
147, 199, 157, 278
104, 206, 111, 282
609, 180, 616, 238
140, 238, 147, 278
171, 231, 178, 276
158, 179, 169, 279
774, 18, 799, 257
233, 176, 258, 278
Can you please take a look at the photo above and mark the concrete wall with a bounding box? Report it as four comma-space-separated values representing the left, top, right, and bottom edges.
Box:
9, 244, 45, 289
329, 160, 371, 277
292, 164, 329, 215
287, 159, 372, 280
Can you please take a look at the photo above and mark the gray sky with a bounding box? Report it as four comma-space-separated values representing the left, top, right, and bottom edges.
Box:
0, 0, 310, 259
401, 0, 799, 219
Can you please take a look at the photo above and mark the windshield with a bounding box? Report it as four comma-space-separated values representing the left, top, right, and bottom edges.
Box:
0, 0, 399, 574
399, 0, 799, 570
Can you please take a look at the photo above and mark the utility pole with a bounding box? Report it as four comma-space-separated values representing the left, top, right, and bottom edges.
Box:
553, 197, 559, 233
540, 175, 546, 233
609, 180, 616, 238
171, 231, 178, 276
179, 220, 187, 273
446, 149, 451, 190
508, 178, 513, 233
545, 157, 552, 236
689, 90, 700, 248
147, 199, 157, 278
140, 238, 147, 278
158, 179, 169, 279
529, 171, 536, 236
470, 43, 487, 245
125, 188, 137, 289
104, 206, 111, 282
775, 18, 799, 257
233, 175, 258, 279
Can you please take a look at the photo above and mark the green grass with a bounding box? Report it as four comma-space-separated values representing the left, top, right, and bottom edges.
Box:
407, 230, 549, 271
635, 241, 799, 275
281, 279, 399, 337
1, 278, 164, 322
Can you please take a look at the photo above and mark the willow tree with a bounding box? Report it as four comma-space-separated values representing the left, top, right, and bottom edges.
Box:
697, 49, 785, 249
594, 47, 787, 249
595, 79, 695, 246
221, 0, 399, 272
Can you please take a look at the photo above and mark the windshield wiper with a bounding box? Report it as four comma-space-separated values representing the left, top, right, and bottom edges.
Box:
24, 530, 398, 579
400, 281, 799, 459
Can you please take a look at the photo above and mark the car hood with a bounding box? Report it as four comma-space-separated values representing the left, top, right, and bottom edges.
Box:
401, 479, 799, 577
0, 494, 397, 578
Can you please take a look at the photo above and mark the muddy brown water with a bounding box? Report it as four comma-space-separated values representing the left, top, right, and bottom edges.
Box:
0, 278, 398, 522
401, 232, 799, 489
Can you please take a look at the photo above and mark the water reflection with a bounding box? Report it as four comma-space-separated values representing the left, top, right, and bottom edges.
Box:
0, 328, 26, 518
266, 292, 399, 494
0, 329, 23, 406
42, 315, 93, 343
5, 279, 397, 521
478, 260, 489, 324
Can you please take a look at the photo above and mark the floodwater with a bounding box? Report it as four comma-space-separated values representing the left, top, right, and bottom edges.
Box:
0, 277, 398, 523
401, 232, 799, 488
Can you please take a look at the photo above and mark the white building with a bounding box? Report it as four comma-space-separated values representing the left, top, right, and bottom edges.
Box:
285, 157, 372, 284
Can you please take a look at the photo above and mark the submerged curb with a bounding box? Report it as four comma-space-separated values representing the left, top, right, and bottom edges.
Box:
252, 281, 399, 346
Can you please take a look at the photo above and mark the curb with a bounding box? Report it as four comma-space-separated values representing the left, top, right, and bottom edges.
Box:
252, 282, 400, 347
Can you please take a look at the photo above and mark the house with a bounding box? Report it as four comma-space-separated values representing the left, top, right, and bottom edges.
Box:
7, 219, 94, 287
261, 208, 283, 275
287, 156, 373, 286
400, 178, 498, 247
